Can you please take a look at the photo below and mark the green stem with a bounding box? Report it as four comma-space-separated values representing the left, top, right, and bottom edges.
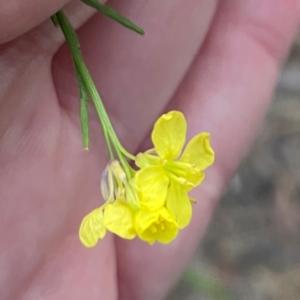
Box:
56, 10, 115, 159
51, 15, 59, 27
81, 0, 145, 35
108, 128, 135, 160
75, 65, 90, 149
55, 10, 135, 171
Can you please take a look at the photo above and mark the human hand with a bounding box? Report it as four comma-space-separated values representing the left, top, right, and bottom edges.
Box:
0, 0, 299, 299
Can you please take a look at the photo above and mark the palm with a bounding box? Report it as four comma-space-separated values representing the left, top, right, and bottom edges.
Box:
0, 0, 299, 299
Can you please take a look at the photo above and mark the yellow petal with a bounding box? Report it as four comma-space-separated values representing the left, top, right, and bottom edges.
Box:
103, 200, 136, 239
135, 153, 150, 169
135, 207, 178, 244
135, 152, 160, 169
180, 132, 214, 170
79, 207, 106, 248
183, 169, 205, 189
166, 182, 192, 229
151, 111, 186, 160
135, 166, 169, 210
155, 208, 179, 244
125, 179, 140, 212
134, 209, 158, 244
164, 160, 205, 189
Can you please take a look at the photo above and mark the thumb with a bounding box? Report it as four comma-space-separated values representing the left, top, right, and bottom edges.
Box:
0, 0, 70, 43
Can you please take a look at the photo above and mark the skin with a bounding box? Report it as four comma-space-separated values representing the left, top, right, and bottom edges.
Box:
0, 0, 299, 299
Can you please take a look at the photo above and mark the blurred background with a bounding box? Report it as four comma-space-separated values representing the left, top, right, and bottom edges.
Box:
167, 36, 300, 300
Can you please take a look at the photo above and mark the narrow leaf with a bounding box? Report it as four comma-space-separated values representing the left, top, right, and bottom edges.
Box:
81, 0, 145, 35
76, 66, 90, 150
51, 15, 59, 27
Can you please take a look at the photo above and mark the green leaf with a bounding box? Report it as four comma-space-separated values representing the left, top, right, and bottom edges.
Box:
81, 0, 145, 35
55, 10, 114, 158
76, 66, 90, 150
51, 15, 59, 27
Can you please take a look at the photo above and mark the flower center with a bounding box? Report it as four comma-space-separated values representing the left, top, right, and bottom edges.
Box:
163, 160, 191, 177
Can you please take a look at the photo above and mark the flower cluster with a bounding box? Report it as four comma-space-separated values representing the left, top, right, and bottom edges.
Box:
79, 111, 215, 247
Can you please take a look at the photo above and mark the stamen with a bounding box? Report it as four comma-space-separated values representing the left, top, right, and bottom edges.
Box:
150, 225, 157, 234
160, 221, 165, 231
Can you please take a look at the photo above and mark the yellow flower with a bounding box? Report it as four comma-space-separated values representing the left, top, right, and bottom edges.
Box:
79, 160, 138, 247
79, 111, 214, 246
135, 165, 169, 211
135, 207, 179, 244
79, 207, 106, 248
103, 199, 136, 239
135, 111, 214, 228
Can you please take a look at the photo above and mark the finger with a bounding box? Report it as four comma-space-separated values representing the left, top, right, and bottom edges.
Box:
0, 2, 107, 298
116, 1, 300, 299
0, 3, 216, 297
19, 239, 117, 300
0, 1, 102, 142
0, 0, 101, 64
53, 0, 218, 150
50, 1, 216, 299
0, 0, 101, 44
0, 0, 71, 43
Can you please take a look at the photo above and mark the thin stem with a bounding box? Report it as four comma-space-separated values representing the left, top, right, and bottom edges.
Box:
75, 65, 90, 149
114, 144, 134, 178
56, 11, 115, 159
103, 125, 114, 160
81, 0, 145, 35
108, 129, 135, 160
56, 10, 136, 173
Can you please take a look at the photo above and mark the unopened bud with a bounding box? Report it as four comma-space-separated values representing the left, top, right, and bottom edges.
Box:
100, 166, 114, 202
110, 160, 126, 186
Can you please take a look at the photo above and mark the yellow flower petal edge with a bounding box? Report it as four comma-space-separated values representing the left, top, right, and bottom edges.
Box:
103, 200, 136, 239
135, 207, 179, 244
135, 151, 160, 169
166, 181, 192, 229
79, 207, 106, 248
151, 111, 187, 160
180, 132, 215, 170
